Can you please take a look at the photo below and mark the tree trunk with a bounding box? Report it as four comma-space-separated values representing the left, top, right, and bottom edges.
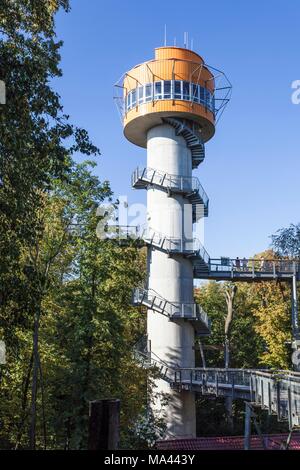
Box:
15, 352, 33, 449
198, 339, 206, 368
224, 335, 230, 369
224, 284, 237, 432
88, 399, 120, 450
38, 355, 47, 449
29, 309, 40, 449
225, 395, 233, 431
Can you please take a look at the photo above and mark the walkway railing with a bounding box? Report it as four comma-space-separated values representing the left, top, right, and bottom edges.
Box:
132, 167, 209, 221
133, 345, 300, 430
132, 287, 210, 332
132, 167, 203, 194
208, 258, 300, 276
172, 368, 300, 429
141, 226, 210, 262
132, 167, 208, 207
106, 224, 141, 239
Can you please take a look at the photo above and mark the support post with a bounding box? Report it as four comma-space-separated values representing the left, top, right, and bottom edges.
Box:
244, 402, 266, 450
291, 274, 299, 341
198, 339, 206, 368
244, 402, 252, 450
249, 374, 253, 402
291, 274, 300, 371
88, 399, 120, 450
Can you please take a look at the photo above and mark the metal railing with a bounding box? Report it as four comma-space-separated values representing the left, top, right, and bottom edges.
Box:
193, 241, 210, 265
172, 368, 300, 429
104, 224, 141, 240
124, 80, 215, 115
133, 335, 300, 429
132, 350, 300, 429
131, 167, 208, 204
140, 226, 210, 265
209, 258, 300, 275
173, 367, 251, 393
132, 287, 210, 328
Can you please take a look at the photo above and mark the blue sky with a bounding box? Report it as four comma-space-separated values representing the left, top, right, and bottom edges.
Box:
55, 0, 300, 259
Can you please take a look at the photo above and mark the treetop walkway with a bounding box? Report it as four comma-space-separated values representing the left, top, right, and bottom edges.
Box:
108, 225, 300, 341
196, 257, 300, 281
108, 225, 300, 282
135, 344, 300, 430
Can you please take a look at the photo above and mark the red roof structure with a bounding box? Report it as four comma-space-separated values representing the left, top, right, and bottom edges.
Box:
156, 434, 300, 451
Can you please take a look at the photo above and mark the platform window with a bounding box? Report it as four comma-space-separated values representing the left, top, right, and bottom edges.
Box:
138, 86, 144, 104
127, 92, 132, 110
199, 86, 205, 104
145, 84, 152, 102
163, 80, 171, 99
211, 94, 215, 112
154, 81, 162, 100
183, 81, 190, 100
131, 89, 136, 107
174, 80, 182, 99
192, 83, 199, 103
204, 89, 208, 108
208, 90, 213, 110
205, 89, 212, 110
124, 80, 215, 114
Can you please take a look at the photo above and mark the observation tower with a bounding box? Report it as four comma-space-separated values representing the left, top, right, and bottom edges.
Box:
115, 45, 231, 438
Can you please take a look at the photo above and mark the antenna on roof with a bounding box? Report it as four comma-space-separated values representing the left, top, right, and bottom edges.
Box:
183, 32, 186, 48
174, 37, 177, 46
164, 24, 167, 46
191, 38, 194, 50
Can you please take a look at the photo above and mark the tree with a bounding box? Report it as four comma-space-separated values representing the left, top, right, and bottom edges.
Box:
0, 158, 150, 449
0, 1, 102, 449
195, 282, 263, 369
224, 284, 237, 369
195, 281, 265, 435
223, 283, 237, 430
250, 282, 291, 369
0, 0, 99, 310
248, 249, 293, 369
43, 173, 147, 448
271, 223, 300, 258
271, 223, 300, 368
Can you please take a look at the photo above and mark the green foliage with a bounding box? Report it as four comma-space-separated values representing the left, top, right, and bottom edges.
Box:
124, 407, 167, 450
0, 2, 149, 449
195, 281, 265, 369
271, 223, 300, 258
0, 160, 149, 449
0, 0, 99, 305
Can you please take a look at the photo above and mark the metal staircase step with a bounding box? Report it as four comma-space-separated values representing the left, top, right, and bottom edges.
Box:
162, 117, 205, 169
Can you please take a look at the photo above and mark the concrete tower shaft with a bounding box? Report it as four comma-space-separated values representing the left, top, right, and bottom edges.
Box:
147, 124, 196, 437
